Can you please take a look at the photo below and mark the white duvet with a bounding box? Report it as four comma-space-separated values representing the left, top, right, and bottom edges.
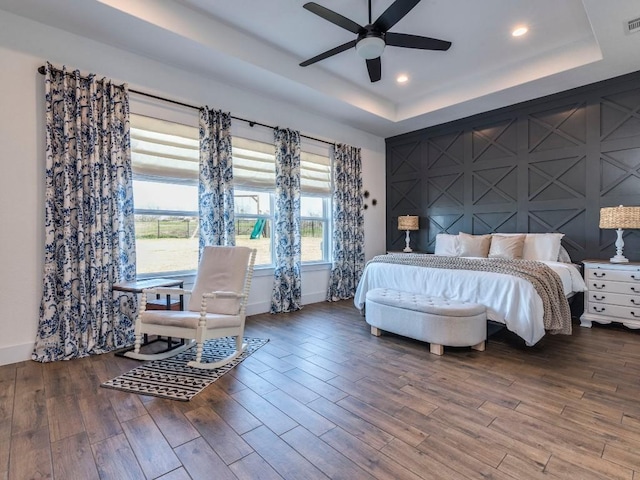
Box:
354, 259, 587, 346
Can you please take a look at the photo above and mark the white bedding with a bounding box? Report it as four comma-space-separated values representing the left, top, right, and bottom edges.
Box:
354, 258, 587, 346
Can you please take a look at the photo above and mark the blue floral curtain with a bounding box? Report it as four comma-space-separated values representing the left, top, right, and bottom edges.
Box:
327, 143, 364, 301
271, 128, 302, 313
198, 107, 234, 255
33, 63, 136, 362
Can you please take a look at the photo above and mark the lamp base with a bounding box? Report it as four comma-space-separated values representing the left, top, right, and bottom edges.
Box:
610, 254, 629, 263
610, 228, 629, 263
403, 229, 412, 253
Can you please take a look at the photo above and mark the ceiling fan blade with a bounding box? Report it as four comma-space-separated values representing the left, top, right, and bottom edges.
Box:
385, 32, 451, 51
366, 57, 381, 83
373, 0, 421, 32
303, 2, 363, 34
300, 40, 357, 67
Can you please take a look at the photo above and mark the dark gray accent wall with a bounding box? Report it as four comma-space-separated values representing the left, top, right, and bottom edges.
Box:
386, 71, 640, 262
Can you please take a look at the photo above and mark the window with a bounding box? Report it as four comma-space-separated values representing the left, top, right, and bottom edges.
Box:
130, 114, 199, 276
131, 113, 333, 275
232, 136, 332, 266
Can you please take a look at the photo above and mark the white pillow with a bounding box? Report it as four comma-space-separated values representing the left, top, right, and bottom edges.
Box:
522, 233, 565, 262
557, 245, 571, 263
434, 233, 460, 256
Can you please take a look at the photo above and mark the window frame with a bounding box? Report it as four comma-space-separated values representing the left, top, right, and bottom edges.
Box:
129, 98, 333, 278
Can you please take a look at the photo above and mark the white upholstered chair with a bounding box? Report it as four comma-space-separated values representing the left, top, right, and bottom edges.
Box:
124, 246, 257, 369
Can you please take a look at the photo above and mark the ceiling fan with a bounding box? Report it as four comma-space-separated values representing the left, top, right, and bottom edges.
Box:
299, 0, 452, 83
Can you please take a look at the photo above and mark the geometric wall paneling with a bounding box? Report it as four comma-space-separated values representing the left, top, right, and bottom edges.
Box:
388, 140, 422, 176
386, 70, 640, 261
527, 208, 586, 237
528, 155, 586, 201
472, 118, 517, 164
599, 149, 640, 197
427, 213, 464, 234
600, 88, 640, 141
472, 165, 517, 205
472, 211, 517, 235
527, 102, 587, 153
423, 214, 464, 250
427, 172, 464, 207
388, 177, 422, 212
426, 131, 464, 169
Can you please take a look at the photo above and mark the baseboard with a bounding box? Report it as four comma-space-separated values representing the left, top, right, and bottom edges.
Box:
246, 291, 327, 317
0, 341, 33, 366
1, 293, 331, 365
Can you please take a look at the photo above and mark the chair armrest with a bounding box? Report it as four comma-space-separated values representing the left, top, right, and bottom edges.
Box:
202, 291, 245, 299
143, 287, 191, 296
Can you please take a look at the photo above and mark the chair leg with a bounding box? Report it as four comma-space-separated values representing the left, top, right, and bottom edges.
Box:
194, 341, 204, 365
187, 336, 247, 370
133, 332, 142, 354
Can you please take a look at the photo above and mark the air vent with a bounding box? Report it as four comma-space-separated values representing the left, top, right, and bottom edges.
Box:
626, 16, 640, 34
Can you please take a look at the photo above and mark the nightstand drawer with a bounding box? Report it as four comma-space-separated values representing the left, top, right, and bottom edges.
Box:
587, 291, 640, 307
585, 267, 640, 283
587, 280, 640, 295
587, 302, 640, 320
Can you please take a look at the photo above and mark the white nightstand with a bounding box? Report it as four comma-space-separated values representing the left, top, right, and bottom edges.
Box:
580, 259, 640, 329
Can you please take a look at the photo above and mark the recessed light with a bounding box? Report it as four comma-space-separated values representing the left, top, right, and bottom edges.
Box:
396, 74, 409, 84
512, 26, 528, 37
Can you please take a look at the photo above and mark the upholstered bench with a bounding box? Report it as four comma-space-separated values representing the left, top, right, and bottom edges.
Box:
365, 288, 487, 355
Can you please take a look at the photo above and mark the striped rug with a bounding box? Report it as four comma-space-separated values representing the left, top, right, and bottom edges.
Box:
101, 337, 268, 401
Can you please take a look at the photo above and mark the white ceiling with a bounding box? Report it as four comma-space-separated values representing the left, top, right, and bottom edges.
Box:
2, 0, 640, 137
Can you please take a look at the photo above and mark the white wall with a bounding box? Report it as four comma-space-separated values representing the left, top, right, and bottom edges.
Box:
0, 11, 387, 365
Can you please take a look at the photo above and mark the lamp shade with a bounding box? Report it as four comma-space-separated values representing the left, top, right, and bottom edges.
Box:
599, 206, 640, 229
398, 215, 419, 231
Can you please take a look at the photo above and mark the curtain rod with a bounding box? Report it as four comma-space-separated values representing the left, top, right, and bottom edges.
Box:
37, 65, 334, 146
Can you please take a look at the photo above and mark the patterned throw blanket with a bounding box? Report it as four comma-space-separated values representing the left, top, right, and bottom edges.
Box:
368, 254, 572, 335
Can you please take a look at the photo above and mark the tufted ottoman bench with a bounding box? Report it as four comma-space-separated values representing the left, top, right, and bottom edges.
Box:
365, 288, 487, 355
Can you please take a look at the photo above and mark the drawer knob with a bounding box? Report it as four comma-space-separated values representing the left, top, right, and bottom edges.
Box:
632, 274, 639, 281
632, 287, 638, 293
632, 299, 639, 305
593, 306, 606, 313
592, 295, 605, 301
632, 311, 639, 318
593, 284, 605, 290
593, 272, 606, 278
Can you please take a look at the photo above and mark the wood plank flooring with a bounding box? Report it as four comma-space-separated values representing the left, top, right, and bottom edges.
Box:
2, 300, 640, 479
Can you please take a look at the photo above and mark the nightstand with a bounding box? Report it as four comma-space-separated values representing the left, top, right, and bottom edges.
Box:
386, 251, 428, 254
580, 259, 640, 329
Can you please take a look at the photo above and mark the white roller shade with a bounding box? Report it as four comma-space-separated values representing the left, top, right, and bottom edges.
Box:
130, 113, 199, 185
232, 137, 275, 189
232, 137, 331, 194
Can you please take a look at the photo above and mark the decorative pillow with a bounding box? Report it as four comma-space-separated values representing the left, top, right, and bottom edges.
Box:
434, 233, 459, 256
489, 234, 525, 259
522, 233, 565, 262
458, 232, 492, 257
557, 245, 571, 263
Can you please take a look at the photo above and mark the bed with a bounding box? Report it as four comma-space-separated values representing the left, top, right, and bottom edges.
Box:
354, 233, 588, 346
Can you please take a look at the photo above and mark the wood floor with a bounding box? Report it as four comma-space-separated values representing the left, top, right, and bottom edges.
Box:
2, 300, 640, 479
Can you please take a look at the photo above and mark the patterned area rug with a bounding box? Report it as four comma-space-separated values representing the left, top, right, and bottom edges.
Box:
101, 337, 268, 401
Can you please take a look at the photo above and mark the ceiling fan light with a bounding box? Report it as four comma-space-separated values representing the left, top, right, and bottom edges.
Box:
356, 36, 385, 59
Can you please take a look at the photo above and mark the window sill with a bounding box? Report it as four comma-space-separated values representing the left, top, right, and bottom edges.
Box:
253, 262, 331, 278
137, 262, 331, 282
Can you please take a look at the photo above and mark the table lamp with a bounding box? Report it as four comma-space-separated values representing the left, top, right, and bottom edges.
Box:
599, 205, 640, 263
398, 215, 419, 252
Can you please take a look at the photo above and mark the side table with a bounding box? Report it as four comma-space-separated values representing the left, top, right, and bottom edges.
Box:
580, 259, 640, 329
113, 278, 186, 357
